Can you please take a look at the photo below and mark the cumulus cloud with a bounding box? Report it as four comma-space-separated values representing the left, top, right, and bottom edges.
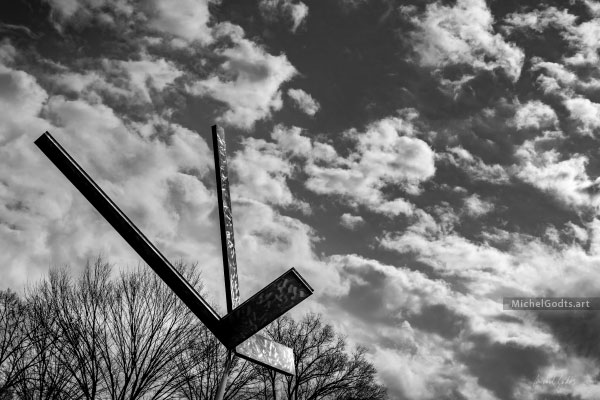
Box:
260, 118, 433, 217
503, 6, 577, 34
531, 59, 580, 95
45, 0, 214, 43
503, 5, 600, 70
563, 18, 600, 66
259, 0, 309, 32
48, 54, 183, 106
439, 147, 510, 184
463, 194, 494, 217
0, 40, 16, 64
564, 97, 600, 136
287, 88, 320, 115
514, 100, 558, 130
340, 213, 364, 229
409, 0, 524, 81
305, 115, 435, 208
146, 0, 213, 44
372, 198, 415, 216
0, 58, 230, 300
382, 224, 600, 303
45, 0, 134, 25
376, 222, 600, 400
270, 124, 313, 156
515, 150, 600, 211
230, 137, 295, 207
187, 24, 297, 129
118, 55, 183, 102
326, 253, 557, 399
233, 199, 345, 299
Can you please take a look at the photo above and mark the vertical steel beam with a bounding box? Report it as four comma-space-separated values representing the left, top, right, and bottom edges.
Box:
212, 125, 240, 312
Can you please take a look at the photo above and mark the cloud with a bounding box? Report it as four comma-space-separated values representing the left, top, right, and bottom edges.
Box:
531, 59, 580, 95
232, 199, 345, 300
409, 0, 524, 81
230, 137, 295, 207
270, 124, 313, 156
378, 216, 600, 399
515, 150, 600, 211
372, 198, 415, 216
45, 0, 134, 25
118, 54, 183, 102
145, 0, 213, 44
187, 24, 297, 129
563, 18, 600, 66
340, 213, 364, 230
257, 118, 433, 217
0, 40, 15, 64
503, 6, 577, 34
45, 0, 213, 43
382, 222, 600, 305
463, 194, 494, 217
325, 253, 557, 400
514, 100, 558, 131
0, 65, 48, 143
305, 114, 435, 211
439, 147, 510, 184
259, 0, 309, 32
287, 88, 320, 115
0, 60, 226, 298
564, 97, 600, 136
48, 53, 183, 107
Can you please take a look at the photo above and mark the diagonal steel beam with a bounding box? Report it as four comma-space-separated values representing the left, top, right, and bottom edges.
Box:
218, 268, 313, 349
34, 132, 222, 336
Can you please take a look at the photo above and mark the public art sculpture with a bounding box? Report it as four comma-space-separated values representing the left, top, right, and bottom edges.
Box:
34, 126, 313, 398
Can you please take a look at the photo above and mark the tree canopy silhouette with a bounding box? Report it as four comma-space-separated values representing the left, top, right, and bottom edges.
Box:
0, 258, 387, 400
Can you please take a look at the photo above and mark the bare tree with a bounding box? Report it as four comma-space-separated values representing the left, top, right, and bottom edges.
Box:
21, 258, 215, 400
175, 324, 260, 400
4, 260, 388, 400
19, 284, 78, 400
97, 263, 203, 399
255, 314, 387, 400
0, 289, 32, 398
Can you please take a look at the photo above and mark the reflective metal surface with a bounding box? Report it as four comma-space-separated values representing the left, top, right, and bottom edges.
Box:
212, 125, 240, 311
219, 268, 313, 348
236, 333, 295, 375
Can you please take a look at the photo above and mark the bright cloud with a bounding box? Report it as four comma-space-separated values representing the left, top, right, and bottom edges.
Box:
146, 0, 213, 44
230, 137, 295, 206
259, 0, 309, 32
340, 213, 364, 229
564, 97, 600, 136
409, 0, 525, 81
503, 7, 577, 34
463, 194, 495, 217
119, 55, 183, 102
187, 24, 297, 129
287, 88, 320, 116
514, 100, 558, 130
305, 115, 436, 209
0, 60, 224, 298
439, 147, 510, 184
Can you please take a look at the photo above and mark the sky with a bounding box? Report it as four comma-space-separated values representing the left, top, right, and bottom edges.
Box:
3, 0, 600, 399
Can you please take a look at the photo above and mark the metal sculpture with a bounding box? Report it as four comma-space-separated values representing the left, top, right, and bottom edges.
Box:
34, 127, 312, 397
